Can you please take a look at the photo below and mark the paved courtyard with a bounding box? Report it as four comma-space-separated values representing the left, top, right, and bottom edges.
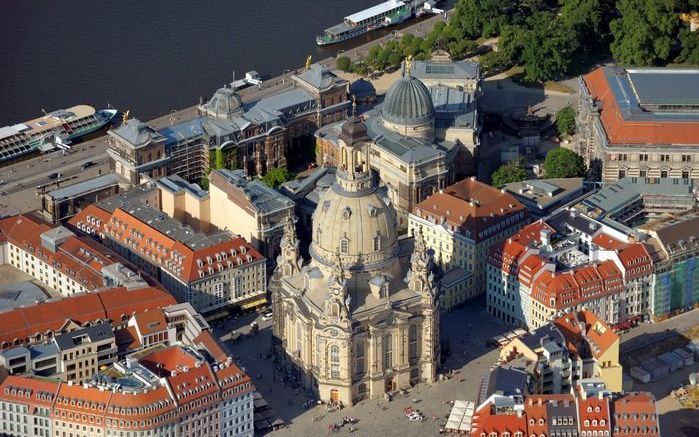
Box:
214, 296, 508, 436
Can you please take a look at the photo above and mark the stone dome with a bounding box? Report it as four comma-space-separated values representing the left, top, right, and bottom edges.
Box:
310, 173, 399, 273
206, 86, 243, 119
381, 76, 435, 126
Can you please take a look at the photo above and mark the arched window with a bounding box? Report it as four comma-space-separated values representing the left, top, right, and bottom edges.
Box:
340, 238, 349, 254
330, 303, 339, 318
295, 322, 304, 356
373, 234, 381, 251
383, 334, 393, 370
330, 345, 340, 379
409, 325, 418, 362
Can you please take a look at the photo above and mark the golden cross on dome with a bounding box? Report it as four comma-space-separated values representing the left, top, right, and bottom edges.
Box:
405, 55, 413, 77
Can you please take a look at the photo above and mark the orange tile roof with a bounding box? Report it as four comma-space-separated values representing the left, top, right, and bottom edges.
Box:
583, 68, 699, 145
0, 375, 60, 409
132, 310, 167, 337
612, 392, 659, 437
106, 385, 176, 425
0, 214, 104, 290
140, 346, 198, 373
578, 396, 611, 433
414, 178, 528, 243
193, 330, 228, 363
70, 204, 264, 283
114, 326, 142, 351
0, 287, 175, 347
470, 402, 528, 436
553, 311, 618, 360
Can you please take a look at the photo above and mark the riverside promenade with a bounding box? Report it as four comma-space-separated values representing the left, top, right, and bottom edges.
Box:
0, 11, 449, 216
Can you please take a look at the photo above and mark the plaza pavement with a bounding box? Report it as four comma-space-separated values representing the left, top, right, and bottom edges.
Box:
214, 297, 509, 436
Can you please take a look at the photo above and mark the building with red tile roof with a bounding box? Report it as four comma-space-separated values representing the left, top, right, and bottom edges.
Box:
611, 392, 660, 437
579, 66, 699, 182
408, 177, 529, 308
487, 209, 653, 331
69, 198, 267, 317
464, 383, 658, 437
0, 375, 59, 437
0, 286, 175, 349
0, 344, 254, 437
0, 214, 149, 297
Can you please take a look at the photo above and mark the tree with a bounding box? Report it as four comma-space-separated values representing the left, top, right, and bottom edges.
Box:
610, 0, 679, 66
337, 56, 351, 72
521, 12, 575, 82
556, 106, 577, 137
677, 27, 699, 65
261, 167, 294, 189
542, 147, 586, 178
200, 175, 210, 190
491, 161, 528, 186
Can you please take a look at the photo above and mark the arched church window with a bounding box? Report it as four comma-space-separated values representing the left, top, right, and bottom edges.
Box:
383, 334, 393, 370
373, 234, 381, 251
330, 345, 340, 379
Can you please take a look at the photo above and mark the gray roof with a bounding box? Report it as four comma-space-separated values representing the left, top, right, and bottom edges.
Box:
411, 60, 480, 81
213, 169, 294, 214
366, 116, 444, 163
156, 175, 208, 199
381, 76, 435, 126
503, 178, 584, 213
47, 174, 119, 201
159, 118, 206, 147
582, 177, 694, 216
98, 193, 232, 250
628, 69, 699, 106
350, 78, 376, 98
249, 88, 315, 120
53, 323, 114, 351
30, 342, 60, 359
295, 64, 340, 91
487, 365, 529, 397
650, 212, 699, 255
601, 67, 699, 122
0, 281, 48, 312
110, 118, 164, 148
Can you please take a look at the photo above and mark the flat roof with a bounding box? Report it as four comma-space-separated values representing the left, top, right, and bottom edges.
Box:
346, 0, 405, 24
47, 174, 119, 201
412, 60, 480, 81
628, 69, 699, 106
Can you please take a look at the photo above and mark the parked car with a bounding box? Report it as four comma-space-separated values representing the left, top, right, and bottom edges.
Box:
48, 172, 62, 180
262, 311, 273, 321
81, 161, 95, 170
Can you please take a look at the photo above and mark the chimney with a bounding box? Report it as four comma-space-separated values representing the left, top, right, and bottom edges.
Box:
170, 370, 177, 377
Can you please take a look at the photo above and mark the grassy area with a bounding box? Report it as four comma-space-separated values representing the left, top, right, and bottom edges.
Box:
683, 325, 699, 340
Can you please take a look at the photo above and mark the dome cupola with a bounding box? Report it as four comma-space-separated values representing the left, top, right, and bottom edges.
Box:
202, 85, 243, 119
381, 76, 435, 126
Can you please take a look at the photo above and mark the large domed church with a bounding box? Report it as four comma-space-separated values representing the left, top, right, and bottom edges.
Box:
272, 113, 440, 406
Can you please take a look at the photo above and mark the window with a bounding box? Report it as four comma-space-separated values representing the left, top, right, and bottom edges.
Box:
383, 334, 393, 370
660, 154, 670, 162
355, 338, 365, 376
682, 170, 690, 179
682, 154, 691, 162
661, 170, 668, 178
617, 153, 627, 161
639, 153, 648, 161
409, 325, 418, 362
296, 322, 304, 356
373, 235, 381, 251
330, 345, 340, 379
340, 238, 349, 254
618, 169, 626, 178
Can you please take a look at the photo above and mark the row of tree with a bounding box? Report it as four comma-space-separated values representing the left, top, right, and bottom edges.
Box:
491, 146, 587, 186
340, 0, 699, 81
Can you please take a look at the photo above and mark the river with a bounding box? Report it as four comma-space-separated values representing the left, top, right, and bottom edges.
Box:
0, 0, 455, 126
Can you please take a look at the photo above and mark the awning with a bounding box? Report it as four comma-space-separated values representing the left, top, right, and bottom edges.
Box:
240, 297, 268, 310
